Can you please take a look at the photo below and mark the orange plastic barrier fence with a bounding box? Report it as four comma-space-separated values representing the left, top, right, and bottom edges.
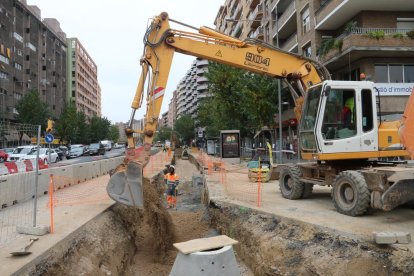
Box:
197, 151, 262, 207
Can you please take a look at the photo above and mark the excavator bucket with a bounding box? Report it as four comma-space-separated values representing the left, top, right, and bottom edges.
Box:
107, 161, 144, 207
107, 145, 150, 207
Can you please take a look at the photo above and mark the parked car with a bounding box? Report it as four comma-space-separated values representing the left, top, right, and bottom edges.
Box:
23, 148, 59, 164
88, 143, 105, 155
0, 150, 9, 162
58, 146, 69, 156
66, 146, 88, 159
55, 148, 66, 160
113, 143, 124, 149
8, 145, 37, 161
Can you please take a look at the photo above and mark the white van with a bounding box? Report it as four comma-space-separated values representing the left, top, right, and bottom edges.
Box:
100, 140, 112, 151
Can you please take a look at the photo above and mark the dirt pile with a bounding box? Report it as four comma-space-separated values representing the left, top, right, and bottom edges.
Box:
209, 201, 414, 275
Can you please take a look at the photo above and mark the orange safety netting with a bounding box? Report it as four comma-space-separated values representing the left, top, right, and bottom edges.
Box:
196, 150, 263, 207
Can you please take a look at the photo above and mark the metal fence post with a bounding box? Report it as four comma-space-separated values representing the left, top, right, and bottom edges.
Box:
33, 124, 41, 227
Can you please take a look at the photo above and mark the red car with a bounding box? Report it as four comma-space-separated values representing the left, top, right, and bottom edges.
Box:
0, 150, 8, 162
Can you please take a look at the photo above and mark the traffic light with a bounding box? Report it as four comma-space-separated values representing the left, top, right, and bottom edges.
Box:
46, 119, 54, 133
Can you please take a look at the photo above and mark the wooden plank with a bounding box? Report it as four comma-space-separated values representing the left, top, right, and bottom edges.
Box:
173, 235, 238, 254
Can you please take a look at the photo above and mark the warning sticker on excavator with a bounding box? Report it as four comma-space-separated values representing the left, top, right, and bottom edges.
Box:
152, 86, 165, 100
215, 50, 222, 57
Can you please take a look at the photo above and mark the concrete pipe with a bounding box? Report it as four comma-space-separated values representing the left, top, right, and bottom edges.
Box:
170, 245, 240, 276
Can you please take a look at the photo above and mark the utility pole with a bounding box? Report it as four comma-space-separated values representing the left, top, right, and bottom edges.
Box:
275, 6, 283, 164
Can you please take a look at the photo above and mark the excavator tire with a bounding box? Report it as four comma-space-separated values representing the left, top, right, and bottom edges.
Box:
279, 165, 304, 200
332, 171, 370, 216
301, 183, 314, 198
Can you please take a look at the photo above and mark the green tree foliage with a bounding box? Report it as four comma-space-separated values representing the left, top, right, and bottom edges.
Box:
174, 115, 195, 145
155, 126, 172, 142
55, 102, 78, 144
89, 116, 111, 142
198, 63, 278, 137
15, 89, 50, 128
76, 111, 89, 144
108, 125, 120, 142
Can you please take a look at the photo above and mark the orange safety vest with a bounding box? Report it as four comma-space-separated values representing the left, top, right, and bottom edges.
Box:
165, 173, 179, 189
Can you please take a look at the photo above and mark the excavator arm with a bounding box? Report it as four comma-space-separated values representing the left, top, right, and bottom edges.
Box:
107, 12, 329, 207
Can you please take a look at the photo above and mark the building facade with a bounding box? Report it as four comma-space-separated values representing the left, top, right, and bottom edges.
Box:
214, 0, 414, 149
0, 0, 67, 122
174, 58, 210, 121
115, 122, 127, 144
66, 37, 101, 119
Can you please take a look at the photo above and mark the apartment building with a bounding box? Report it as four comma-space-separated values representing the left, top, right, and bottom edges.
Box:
66, 37, 101, 119
174, 58, 209, 121
215, 0, 414, 148
115, 122, 127, 144
167, 89, 177, 128
0, 0, 67, 122
160, 111, 169, 128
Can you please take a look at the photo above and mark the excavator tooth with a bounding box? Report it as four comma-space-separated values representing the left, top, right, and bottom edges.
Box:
107, 161, 144, 207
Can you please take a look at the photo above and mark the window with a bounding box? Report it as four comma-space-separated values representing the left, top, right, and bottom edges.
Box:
389, 65, 403, 83
397, 18, 414, 29
303, 43, 311, 57
375, 65, 388, 82
301, 6, 310, 34
404, 65, 414, 82
361, 90, 373, 132
14, 62, 22, 70
0, 55, 9, 64
375, 64, 414, 83
322, 89, 357, 140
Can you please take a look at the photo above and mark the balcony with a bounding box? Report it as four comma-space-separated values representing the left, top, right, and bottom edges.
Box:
231, 20, 243, 37
251, 26, 264, 39
248, 3, 264, 29
197, 84, 209, 91
275, 1, 295, 31
315, 0, 414, 30
280, 32, 298, 52
249, 0, 260, 9
317, 28, 414, 70
197, 76, 209, 83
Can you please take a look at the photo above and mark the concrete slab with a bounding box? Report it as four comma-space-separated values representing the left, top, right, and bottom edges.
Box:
374, 232, 411, 244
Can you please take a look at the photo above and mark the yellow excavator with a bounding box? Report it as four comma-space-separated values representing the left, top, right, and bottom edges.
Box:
107, 12, 414, 216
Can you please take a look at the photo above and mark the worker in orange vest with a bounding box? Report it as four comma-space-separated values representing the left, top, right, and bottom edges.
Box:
164, 165, 179, 209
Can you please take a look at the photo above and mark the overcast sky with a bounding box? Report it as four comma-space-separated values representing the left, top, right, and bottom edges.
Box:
28, 0, 224, 123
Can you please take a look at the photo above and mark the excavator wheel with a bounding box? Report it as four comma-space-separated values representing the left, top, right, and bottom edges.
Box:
279, 165, 304, 200
331, 171, 370, 216
301, 183, 314, 199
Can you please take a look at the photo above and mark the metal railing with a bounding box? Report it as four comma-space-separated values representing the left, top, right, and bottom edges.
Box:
349, 27, 412, 35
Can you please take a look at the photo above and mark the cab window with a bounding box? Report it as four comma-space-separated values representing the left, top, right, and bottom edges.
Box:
322, 89, 357, 140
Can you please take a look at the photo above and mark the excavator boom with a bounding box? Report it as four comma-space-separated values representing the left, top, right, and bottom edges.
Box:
107, 12, 329, 207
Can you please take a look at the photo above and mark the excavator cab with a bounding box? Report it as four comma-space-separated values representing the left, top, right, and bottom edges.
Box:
300, 81, 382, 160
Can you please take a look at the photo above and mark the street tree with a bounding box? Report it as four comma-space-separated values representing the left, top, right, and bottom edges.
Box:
174, 115, 195, 145
108, 125, 120, 142
198, 63, 278, 138
15, 89, 50, 128
89, 116, 111, 142
155, 126, 172, 143
54, 102, 78, 144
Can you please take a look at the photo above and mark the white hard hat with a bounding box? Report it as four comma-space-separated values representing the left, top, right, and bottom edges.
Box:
169, 165, 175, 170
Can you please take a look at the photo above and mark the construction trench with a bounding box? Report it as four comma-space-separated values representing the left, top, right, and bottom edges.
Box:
14, 154, 414, 276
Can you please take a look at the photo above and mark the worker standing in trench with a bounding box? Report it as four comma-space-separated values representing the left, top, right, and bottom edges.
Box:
164, 165, 180, 209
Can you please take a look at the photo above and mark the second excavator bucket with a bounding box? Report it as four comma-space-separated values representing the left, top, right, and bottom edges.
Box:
107, 161, 144, 207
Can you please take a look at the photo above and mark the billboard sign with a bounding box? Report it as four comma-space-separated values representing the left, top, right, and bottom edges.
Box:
374, 83, 414, 96
220, 130, 240, 159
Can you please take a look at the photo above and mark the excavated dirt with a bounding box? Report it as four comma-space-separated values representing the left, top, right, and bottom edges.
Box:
20, 155, 414, 276
208, 201, 414, 275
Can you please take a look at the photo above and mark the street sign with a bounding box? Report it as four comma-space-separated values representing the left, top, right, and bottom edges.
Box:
45, 134, 54, 144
